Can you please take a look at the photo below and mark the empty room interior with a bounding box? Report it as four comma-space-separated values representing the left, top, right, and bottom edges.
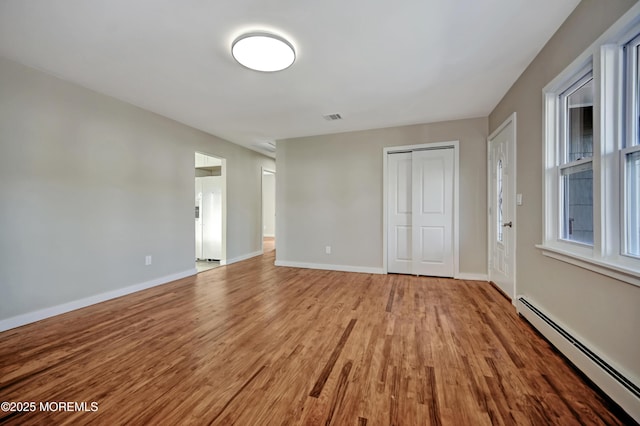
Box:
1, 0, 639, 424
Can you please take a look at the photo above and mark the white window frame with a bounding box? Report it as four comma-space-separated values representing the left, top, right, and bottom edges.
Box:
542, 60, 595, 260
558, 67, 594, 247
622, 33, 640, 259
538, 9, 640, 288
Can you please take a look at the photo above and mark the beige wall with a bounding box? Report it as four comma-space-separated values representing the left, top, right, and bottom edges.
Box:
0, 56, 274, 323
489, 0, 639, 377
276, 117, 488, 275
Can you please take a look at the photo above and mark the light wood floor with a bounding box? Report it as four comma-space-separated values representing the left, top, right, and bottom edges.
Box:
0, 249, 632, 425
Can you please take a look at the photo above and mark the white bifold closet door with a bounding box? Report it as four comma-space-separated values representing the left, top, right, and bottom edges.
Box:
387, 148, 454, 277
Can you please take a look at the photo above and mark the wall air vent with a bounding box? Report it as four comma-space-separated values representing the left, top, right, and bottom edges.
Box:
323, 113, 342, 121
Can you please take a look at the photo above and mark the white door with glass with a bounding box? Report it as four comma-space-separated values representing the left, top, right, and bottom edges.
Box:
488, 115, 516, 299
387, 148, 455, 277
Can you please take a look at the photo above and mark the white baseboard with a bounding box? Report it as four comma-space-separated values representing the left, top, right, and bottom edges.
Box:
274, 260, 384, 275
0, 268, 197, 333
263, 234, 275, 238
517, 296, 640, 423
274, 261, 486, 278
455, 273, 489, 281
222, 250, 263, 266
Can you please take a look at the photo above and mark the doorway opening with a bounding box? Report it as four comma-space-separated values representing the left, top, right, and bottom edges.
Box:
195, 152, 226, 273
262, 168, 276, 254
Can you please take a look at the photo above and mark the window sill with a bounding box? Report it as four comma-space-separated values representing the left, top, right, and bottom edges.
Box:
535, 244, 640, 288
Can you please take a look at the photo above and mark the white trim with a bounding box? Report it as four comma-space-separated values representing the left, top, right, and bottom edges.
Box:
600, 42, 622, 259
221, 157, 228, 264
536, 244, 640, 287
0, 268, 197, 332
275, 260, 384, 275
275, 260, 484, 280
455, 273, 489, 281
221, 250, 263, 266
453, 143, 460, 279
382, 146, 389, 273
517, 297, 640, 422
487, 113, 517, 301
382, 140, 460, 277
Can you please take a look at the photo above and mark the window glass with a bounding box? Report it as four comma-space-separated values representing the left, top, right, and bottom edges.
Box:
565, 80, 593, 162
559, 74, 593, 246
626, 150, 640, 256
561, 163, 593, 245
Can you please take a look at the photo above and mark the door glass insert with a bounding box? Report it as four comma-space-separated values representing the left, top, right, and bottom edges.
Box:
497, 159, 503, 242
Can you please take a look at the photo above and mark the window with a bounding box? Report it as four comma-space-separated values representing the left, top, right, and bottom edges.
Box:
559, 74, 594, 245
623, 34, 640, 258
540, 12, 640, 287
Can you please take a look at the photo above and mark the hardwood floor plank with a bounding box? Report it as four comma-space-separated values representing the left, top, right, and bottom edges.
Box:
323, 360, 352, 426
208, 365, 267, 424
309, 318, 357, 398
385, 281, 397, 313
0, 250, 634, 425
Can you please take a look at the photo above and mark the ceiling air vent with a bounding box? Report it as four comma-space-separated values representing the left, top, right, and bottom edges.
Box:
323, 113, 342, 121
255, 141, 276, 153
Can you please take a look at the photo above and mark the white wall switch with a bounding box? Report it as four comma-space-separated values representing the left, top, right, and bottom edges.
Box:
516, 194, 523, 206
145, 255, 152, 266
325, 246, 331, 254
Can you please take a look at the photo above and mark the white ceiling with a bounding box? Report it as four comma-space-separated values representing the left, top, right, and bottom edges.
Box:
0, 0, 580, 157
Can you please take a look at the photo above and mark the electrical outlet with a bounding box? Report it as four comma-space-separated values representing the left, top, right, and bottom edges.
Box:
145, 255, 152, 266
325, 246, 331, 255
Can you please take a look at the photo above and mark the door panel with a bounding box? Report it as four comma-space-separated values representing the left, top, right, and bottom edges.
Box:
420, 226, 445, 263
489, 117, 516, 299
395, 225, 412, 261
387, 153, 413, 274
397, 158, 412, 214
420, 157, 446, 214
412, 149, 454, 277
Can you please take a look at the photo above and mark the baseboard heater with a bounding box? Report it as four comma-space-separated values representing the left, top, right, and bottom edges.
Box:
517, 297, 640, 422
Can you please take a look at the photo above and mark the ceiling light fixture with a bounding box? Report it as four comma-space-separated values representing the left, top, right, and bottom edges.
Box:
231, 32, 295, 72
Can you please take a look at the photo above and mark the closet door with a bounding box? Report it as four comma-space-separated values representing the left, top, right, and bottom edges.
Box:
412, 149, 454, 277
387, 152, 413, 274
387, 148, 454, 277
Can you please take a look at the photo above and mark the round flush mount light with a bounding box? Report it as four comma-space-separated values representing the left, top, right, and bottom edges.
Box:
231, 32, 295, 72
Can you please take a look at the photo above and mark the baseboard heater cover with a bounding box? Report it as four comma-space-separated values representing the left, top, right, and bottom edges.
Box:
517, 297, 640, 422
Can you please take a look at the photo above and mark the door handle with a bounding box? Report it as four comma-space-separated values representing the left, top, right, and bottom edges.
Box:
502, 221, 512, 228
